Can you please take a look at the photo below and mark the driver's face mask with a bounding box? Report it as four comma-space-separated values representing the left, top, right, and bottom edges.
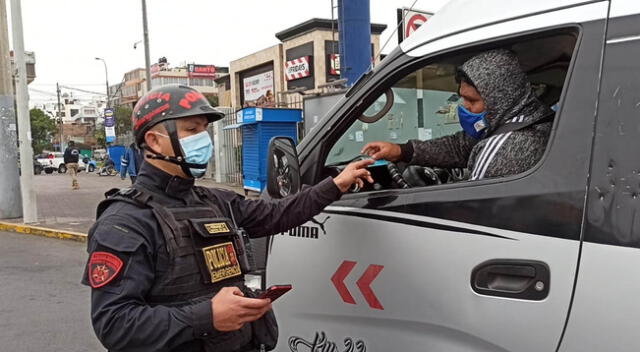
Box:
457, 104, 488, 139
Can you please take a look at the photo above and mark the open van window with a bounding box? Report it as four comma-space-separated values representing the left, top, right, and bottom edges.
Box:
322, 29, 577, 193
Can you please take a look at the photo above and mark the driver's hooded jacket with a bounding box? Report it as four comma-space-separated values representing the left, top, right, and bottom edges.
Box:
82, 161, 341, 351
399, 49, 552, 180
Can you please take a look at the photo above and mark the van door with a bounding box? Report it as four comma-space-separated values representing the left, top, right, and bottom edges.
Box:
559, 1, 640, 350
267, 3, 607, 352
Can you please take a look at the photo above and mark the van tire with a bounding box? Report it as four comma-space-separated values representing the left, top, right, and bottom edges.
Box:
88, 165, 95, 172
58, 164, 67, 173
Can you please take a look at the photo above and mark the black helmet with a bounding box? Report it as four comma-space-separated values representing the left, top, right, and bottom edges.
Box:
132, 84, 224, 146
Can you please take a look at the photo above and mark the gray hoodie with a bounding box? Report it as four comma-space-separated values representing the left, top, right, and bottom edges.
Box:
400, 49, 552, 180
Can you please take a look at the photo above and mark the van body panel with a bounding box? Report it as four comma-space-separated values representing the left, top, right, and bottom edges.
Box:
609, 0, 640, 17
559, 11, 640, 351
405, 2, 608, 59
558, 244, 640, 351
400, 0, 603, 53
268, 210, 579, 351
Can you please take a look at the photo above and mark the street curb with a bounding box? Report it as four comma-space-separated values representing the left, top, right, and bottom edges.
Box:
0, 221, 87, 242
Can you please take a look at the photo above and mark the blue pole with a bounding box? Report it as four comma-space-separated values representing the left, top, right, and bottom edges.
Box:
338, 0, 371, 86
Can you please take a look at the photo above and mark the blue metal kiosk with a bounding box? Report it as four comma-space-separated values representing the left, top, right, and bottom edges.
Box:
236, 107, 301, 193
107, 144, 126, 173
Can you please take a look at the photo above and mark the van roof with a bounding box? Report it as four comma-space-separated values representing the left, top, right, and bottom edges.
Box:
400, 0, 599, 53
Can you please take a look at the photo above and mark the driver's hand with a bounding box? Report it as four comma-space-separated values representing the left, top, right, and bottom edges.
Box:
333, 159, 375, 193
361, 142, 402, 162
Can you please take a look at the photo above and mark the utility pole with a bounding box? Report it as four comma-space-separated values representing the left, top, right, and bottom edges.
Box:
10, 0, 37, 223
0, 0, 22, 219
141, 0, 152, 91
56, 82, 63, 151
95, 57, 109, 108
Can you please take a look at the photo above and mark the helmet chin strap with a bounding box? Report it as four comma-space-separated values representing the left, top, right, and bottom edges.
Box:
142, 120, 207, 178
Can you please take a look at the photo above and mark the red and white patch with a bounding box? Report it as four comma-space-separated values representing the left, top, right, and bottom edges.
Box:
88, 251, 124, 288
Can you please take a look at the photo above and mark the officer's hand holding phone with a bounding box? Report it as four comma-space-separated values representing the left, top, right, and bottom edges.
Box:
333, 159, 375, 192
210, 287, 272, 331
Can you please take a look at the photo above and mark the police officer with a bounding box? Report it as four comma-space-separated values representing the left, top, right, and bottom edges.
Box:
82, 84, 373, 352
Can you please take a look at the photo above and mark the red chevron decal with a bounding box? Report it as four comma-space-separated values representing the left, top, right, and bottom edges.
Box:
356, 264, 384, 310
331, 260, 357, 304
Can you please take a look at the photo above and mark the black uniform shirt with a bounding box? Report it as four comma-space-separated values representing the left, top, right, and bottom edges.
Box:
82, 162, 342, 351
63, 146, 80, 164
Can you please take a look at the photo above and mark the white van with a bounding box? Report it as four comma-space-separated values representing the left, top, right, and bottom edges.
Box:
262, 0, 640, 351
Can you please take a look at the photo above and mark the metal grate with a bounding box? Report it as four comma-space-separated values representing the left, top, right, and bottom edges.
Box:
215, 107, 243, 185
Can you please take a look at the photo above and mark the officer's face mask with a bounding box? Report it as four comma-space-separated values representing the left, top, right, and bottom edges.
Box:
178, 131, 213, 178
150, 131, 213, 178
457, 104, 488, 139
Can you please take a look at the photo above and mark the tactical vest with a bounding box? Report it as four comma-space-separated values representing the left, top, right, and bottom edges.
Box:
97, 185, 276, 352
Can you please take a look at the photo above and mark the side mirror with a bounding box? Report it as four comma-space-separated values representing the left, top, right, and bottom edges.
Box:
267, 137, 301, 199
358, 89, 394, 123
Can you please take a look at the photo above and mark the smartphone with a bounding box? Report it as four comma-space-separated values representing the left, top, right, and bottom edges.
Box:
258, 284, 292, 302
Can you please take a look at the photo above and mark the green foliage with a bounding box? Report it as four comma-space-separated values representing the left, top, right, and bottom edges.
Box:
115, 106, 133, 133
206, 95, 219, 107
94, 122, 106, 147
29, 108, 57, 154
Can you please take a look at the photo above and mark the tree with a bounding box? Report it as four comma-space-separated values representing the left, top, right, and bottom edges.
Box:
206, 94, 219, 107
30, 108, 57, 154
94, 122, 105, 147
115, 106, 133, 133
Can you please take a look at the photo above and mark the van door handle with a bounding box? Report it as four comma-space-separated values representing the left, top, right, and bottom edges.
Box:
471, 260, 550, 300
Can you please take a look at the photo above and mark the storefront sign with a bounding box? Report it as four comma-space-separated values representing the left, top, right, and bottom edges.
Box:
285, 56, 311, 81
329, 54, 340, 76
243, 70, 275, 107
188, 64, 217, 78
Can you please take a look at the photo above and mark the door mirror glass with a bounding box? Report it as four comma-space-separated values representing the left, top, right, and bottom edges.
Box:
267, 137, 301, 199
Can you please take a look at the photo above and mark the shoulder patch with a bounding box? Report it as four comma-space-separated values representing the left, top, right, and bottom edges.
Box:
88, 251, 124, 288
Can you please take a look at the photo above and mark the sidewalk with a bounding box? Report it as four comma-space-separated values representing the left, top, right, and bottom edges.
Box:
1, 172, 245, 237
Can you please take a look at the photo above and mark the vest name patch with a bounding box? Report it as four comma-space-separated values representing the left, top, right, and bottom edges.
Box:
204, 222, 230, 234
202, 242, 242, 283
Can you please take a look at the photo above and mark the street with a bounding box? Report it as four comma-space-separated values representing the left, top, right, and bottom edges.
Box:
14, 171, 243, 234
0, 230, 104, 351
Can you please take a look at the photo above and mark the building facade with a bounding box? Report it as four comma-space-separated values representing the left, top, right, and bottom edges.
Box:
113, 62, 228, 109
224, 18, 386, 109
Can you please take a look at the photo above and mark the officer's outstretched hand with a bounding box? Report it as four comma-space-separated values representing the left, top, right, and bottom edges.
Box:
211, 287, 272, 331
361, 141, 402, 162
333, 159, 375, 192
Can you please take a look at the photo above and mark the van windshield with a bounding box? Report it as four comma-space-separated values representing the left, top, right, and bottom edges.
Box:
326, 63, 462, 166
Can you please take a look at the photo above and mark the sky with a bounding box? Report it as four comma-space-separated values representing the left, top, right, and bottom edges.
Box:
5, 0, 450, 105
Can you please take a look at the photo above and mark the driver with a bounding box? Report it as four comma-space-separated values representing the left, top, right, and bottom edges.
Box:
361, 49, 553, 181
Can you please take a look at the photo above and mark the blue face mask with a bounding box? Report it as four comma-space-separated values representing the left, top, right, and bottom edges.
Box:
457, 104, 488, 139
179, 131, 213, 178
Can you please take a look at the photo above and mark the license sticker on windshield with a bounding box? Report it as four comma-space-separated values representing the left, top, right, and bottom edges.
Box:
202, 242, 242, 283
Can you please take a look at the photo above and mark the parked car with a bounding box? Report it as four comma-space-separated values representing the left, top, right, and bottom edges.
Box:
81, 156, 97, 173
36, 152, 92, 174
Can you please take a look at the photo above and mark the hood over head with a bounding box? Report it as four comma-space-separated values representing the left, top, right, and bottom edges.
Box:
459, 49, 548, 130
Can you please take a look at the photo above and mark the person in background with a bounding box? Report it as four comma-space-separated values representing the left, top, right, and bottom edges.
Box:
63, 140, 81, 190
120, 142, 144, 184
